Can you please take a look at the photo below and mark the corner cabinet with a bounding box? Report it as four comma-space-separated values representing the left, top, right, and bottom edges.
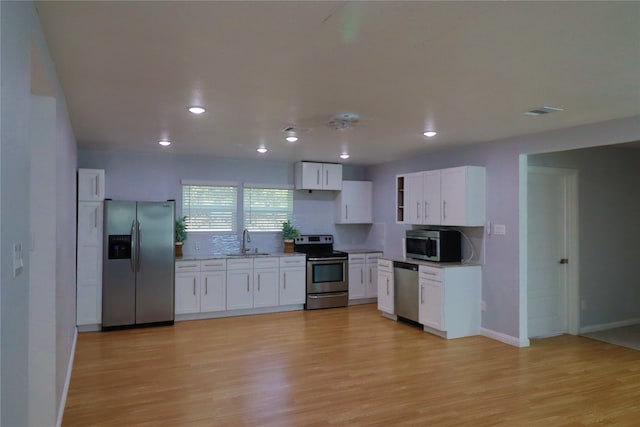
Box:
418, 264, 481, 339
396, 166, 485, 226
76, 168, 106, 330
335, 181, 372, 224
376, 259, 394, 315
295, 161, 342, 190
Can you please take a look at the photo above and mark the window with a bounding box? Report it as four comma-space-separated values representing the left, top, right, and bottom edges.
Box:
182, 183, 237, 232
244, 186, 293, 232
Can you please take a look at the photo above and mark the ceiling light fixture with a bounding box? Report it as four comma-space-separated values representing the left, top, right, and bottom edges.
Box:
256, 147, 268, 154
285, 135, 299, 143
188, 106, 206, 115
158, 140, 171, 146
523, 106, 564, 116
340, 153, 350, 160
423, 131, 437, 137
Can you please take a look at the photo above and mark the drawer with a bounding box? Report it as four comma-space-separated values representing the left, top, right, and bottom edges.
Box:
175, 261, 200, 272
201, 259, 226, 271
377, 259, 393, 272
279, 256, 306, 268
226, 258, 254, 270
253, 257, 279, 269
419, 265, 442, 281
365, 252, 383, 263
348, 254, 366, 264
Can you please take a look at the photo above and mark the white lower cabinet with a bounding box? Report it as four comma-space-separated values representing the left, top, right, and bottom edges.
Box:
279, 256, 306, 305
175, 261, 203, 314
349, 252, 383, 301
176, 255, 306, 319
418, 264, 481, 339
253, 257, 279, 308
200, 259, 227, 312
348, 254, 366, 300
76, 201, 103, 327
227, 258, 254, 310
376, 259, 394, 314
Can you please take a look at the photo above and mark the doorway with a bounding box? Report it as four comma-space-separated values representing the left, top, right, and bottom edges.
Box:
527, 166, 579, 338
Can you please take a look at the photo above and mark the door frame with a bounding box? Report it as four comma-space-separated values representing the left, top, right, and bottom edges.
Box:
525, 165, 580, 337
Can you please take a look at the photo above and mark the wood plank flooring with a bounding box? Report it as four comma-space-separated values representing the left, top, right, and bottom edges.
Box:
63, 304, 640, 426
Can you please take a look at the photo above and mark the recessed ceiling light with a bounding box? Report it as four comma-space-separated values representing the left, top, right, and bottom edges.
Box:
523, 106, 564, 116
188, 106, 206, 115
158, 140, 171, 146
423, 131, 437, 137
257, 147, 268, 154
340, 153, 350, 159
285, 135, 299, 143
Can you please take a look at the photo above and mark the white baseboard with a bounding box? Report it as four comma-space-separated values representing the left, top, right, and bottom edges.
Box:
175, 304, 304, 322
481, 327, 529, 347
56, 326, 78, 427
580, 318, 640, 334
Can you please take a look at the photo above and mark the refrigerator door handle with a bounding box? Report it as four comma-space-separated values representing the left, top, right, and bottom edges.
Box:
136, 220, 142, 272
130, 220, 136, 272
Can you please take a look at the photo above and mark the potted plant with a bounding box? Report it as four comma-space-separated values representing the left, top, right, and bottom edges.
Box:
281, 220, 300, 253
175, 215, 188, 257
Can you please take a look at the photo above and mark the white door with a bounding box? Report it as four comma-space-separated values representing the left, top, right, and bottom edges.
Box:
527, 167, 575, 338
280, 268, 306, 305
441, 167, 466, 226
422, 170, 441, 225
404, 172, 423, 224
254, 268, 279, 308
201, 271, 226, 312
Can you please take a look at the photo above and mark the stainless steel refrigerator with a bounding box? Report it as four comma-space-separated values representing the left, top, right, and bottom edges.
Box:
102, 200, 175, 329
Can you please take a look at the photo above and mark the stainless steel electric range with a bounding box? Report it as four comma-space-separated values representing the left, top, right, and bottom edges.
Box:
293, 235, 348, 309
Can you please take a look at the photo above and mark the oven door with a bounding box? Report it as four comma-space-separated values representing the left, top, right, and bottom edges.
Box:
306, 257, 348, 293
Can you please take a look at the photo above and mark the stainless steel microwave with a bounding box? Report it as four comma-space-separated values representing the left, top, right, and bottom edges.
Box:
405, 229, 461, 262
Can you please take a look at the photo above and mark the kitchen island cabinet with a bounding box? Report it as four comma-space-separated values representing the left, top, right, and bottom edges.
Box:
418, 264, 481, 339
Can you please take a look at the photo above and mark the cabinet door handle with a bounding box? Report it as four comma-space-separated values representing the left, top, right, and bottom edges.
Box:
386, 277, 389, 295
360, 268, 363, 283
284, 272, 287, 289
205, 277, 208, 295
178, 264, 198, 268
417, 201, 420, 219
247, 275, 250, 293
193, 278, 196, 295
325, 170, 329, 186
258, 274, 261, 291
95, 176, 99, 196
316, 169, 320, 185
420, 285, 424, 304
424, 201, 428, 219
345, 205, 348, 220
442, 200, 447, 220
94, 207, 99, 229
369, 267, 372, 284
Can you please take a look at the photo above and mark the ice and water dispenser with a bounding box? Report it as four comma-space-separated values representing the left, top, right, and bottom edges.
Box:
108, 235, 132, 259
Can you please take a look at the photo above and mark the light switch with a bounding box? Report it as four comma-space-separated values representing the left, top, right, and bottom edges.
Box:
13, 241, 24, 278
494, 224, 507, 235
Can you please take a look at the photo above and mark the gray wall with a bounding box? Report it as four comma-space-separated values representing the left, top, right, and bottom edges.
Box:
1, 2, 78, 425
367, 116, 640, 341
529, 146, 640, 327
79, 149, 377, 255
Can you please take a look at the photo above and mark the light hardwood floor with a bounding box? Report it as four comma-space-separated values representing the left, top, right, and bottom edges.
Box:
63, 304, 640, 426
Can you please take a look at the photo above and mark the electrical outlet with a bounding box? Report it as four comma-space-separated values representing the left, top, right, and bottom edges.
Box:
494, 224, 507, 235
481, 300, 487, 311
195, 240, 200, 251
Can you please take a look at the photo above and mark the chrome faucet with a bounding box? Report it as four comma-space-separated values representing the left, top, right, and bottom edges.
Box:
241, 228, 251, 254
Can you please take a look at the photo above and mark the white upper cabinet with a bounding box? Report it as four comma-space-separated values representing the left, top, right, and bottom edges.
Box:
396, 166, 485, 226
295, 162, 343, 190
335, 181, 372, 224
440, 166, 486, 226
78, 169, 105, 201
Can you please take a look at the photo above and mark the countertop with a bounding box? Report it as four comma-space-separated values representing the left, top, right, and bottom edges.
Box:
338, 249, 384, 254
381, 256, 482, 268
177, 252, 305, 262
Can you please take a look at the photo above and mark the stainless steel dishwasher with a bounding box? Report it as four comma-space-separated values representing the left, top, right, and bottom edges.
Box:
394, 261, 419, 323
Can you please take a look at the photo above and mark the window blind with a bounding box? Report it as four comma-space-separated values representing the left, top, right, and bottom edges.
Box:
244, 187, 293, 232
182, 184, 237, 232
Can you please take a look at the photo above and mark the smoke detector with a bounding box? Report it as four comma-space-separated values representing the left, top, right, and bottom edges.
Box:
327, 113, 360, 131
